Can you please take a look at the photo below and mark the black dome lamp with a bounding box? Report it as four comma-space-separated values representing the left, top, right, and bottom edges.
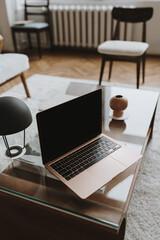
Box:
0, 96, 32, 157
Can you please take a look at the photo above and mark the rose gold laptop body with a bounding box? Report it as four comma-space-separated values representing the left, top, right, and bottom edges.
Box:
36, 89, 141, 199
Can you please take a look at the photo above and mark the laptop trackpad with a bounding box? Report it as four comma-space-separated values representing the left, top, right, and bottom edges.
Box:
111, 146, 142, 167
87, 156, 126, 183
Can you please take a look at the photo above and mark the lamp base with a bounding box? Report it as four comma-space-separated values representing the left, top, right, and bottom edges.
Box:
0, 145, 26, 160
6, 145, 23, 157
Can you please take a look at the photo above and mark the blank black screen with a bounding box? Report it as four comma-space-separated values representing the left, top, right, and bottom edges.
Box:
36, 89, 102, 164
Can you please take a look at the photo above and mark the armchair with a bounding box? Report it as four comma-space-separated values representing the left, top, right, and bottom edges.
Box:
0, 35, 31, 98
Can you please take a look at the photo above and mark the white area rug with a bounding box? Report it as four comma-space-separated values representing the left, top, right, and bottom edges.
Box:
0, 74, 160, 239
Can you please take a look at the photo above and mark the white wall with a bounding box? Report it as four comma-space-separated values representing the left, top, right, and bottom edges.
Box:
0, 0, 17, 51
131, 1, 160, 55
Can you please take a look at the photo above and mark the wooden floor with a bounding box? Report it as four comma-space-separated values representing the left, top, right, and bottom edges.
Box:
1, 48, 160, 94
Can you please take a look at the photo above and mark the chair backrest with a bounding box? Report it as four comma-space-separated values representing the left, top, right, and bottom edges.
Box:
24, 0, 50, 23
112, 7, 153, 42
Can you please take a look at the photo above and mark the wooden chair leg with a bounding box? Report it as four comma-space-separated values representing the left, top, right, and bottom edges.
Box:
20, 73, 31, 98
12, 30, 18, 52
136, 60, 140, 89
108, 61, 113, 81
99, 55, 106, 86
48, 13, 53, 51
36, 31, 41, 59
48, 28, 53, 50
142, 54, 146, 84
27, 32, 32, 49
0, 35, 4, 53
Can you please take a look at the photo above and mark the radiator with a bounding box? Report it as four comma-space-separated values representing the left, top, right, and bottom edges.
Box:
51, 5, 133, 48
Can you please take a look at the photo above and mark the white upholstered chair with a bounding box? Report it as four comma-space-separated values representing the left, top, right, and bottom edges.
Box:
0, 35, 30, 97
98, 7, 153, 88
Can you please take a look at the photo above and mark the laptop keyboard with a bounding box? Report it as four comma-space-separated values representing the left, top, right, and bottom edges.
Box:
50, 136, 121, 181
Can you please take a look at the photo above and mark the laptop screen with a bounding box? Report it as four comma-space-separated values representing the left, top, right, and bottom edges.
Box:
36, 89, 102, 164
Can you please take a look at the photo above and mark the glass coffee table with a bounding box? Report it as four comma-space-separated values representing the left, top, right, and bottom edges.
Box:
0, 83, 159, 240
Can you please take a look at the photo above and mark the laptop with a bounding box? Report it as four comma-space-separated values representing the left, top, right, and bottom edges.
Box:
36, 89, 141, 199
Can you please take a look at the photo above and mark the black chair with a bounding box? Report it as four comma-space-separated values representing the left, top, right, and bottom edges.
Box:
11, 0, 52, 58
98, 7, 153, 88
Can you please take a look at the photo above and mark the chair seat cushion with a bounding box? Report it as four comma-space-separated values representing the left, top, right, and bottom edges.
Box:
98, 40, 149, 56
0, 53, 29, 84
12, 22, 49, 30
